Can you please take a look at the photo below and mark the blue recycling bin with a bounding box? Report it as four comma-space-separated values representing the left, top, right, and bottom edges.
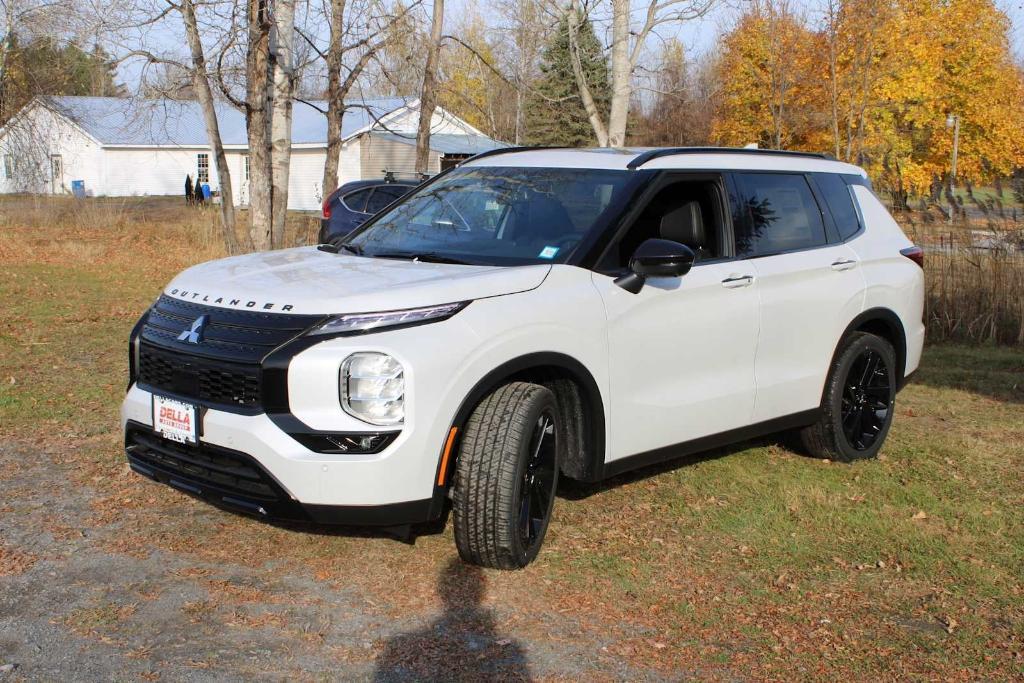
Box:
202, 183, 211, 199
70, 180, 86, 199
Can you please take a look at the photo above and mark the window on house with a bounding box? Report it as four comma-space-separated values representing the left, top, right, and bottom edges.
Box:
3, 155, 13, 179
243, 155, 250, 181
197, 153, 210, 184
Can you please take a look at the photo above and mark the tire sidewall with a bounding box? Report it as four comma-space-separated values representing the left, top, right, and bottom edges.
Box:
828, 334, 897, 461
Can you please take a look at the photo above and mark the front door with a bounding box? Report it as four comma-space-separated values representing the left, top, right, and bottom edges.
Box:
50, 155, 63, 194
592, 176, 760, 464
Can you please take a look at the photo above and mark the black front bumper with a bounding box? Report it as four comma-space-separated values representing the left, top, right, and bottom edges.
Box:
125, 422, 440, 527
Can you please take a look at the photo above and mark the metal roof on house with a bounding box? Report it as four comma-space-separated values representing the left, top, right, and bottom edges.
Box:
371, 131, 508, 156
40, 96, 426, 147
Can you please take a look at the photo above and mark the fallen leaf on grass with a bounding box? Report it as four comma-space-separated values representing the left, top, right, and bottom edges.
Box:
912, 510, 929, 520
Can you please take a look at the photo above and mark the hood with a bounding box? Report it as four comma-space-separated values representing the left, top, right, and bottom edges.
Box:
163, 247, 551, 314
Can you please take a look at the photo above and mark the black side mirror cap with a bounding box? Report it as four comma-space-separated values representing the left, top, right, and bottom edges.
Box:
614, 238, 696, 293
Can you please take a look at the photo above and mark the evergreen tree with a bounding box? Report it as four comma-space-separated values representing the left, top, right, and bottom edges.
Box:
525, 10, 609, 147
0, 37, 124, 124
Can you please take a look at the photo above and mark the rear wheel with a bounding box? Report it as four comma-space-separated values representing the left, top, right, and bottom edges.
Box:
452, 382, 560, 569
798, 332, 897, 462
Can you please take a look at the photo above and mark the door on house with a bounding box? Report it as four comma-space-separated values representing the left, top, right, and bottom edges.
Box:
50, 155, 63, 194
240, 155, 250, 206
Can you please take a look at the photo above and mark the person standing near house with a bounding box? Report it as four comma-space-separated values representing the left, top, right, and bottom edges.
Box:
185, 175, 194, 205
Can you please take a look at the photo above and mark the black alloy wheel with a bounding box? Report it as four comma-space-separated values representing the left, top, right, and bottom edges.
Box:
797, 332, 897, 462
840, 347, 892, 451
519, 411, 557, 550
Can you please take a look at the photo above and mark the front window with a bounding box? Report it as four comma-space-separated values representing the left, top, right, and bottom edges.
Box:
344, 167, 635, 266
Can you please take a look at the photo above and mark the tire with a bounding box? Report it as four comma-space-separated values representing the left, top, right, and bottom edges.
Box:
452, 382, 561, 569
797, 332, 898, 462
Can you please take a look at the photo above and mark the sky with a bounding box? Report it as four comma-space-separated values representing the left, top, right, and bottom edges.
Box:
115, 0, 1024, 93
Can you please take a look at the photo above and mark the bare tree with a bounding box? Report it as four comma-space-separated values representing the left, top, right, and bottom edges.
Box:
566, 0, 717, 147
312, 0, 418, 200
181, 0, 242, 253
415, 0, 442, 174
114, 0, 243, 253
245, 0, 273, 251
270, 0, 295, 247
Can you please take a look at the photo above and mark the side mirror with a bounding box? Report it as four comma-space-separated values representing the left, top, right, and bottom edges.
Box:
614, 238, 695, 293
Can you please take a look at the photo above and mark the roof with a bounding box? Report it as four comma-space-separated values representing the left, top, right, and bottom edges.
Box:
463, 147, 867, 176
373, 131, 509, 155
38, 96, 498, 149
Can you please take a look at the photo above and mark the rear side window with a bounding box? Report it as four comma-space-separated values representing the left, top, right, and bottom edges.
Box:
365, 187, 401, 214
732, 173, 826, 257
814, 173, 861, 240
343, 188, 372, 213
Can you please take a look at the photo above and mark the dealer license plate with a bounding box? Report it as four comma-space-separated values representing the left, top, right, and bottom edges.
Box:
152, 395, 197, 445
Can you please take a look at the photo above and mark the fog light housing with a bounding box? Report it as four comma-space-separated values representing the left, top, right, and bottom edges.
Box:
340, 352, 404, 425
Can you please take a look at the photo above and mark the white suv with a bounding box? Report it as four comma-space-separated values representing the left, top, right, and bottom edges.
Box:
121, 147, 925, 569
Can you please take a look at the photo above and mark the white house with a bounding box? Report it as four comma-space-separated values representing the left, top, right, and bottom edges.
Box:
0, 96, 506, 211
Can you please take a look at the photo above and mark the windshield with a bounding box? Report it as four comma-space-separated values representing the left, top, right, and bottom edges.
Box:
343, 167, 635, 266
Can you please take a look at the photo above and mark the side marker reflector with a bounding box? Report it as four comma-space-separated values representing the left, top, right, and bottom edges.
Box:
437, 427, 458, 486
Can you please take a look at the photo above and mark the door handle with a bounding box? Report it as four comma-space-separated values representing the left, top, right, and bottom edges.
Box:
831, 258, 858, 271
721, 274, 754, 288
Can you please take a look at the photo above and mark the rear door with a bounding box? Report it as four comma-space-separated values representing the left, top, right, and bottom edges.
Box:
730, 172, 866, 422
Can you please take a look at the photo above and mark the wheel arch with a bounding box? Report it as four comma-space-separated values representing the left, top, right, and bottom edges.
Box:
832, 307, 909, 392
437, 352, 607, 486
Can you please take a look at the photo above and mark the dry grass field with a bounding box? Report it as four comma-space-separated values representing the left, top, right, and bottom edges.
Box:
1, 196, 1022, 680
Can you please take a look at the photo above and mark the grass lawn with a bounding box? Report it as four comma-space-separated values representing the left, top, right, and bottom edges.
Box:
1, 198, 1022, 679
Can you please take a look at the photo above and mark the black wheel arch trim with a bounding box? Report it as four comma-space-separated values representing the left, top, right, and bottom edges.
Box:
434, 352, 608, 490
830, 308, 909, 394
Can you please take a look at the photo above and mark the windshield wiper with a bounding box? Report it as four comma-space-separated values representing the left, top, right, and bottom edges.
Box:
371, 251, 473, 265
336, 243, 363, 256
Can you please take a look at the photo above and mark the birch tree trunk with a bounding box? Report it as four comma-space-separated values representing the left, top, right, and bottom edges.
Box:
567, 3, 609, 147
181, 0, 242, 254
321, 0, 347, 201
246, 0, 273, 251
415, 0, 444, 175
605, 0, 631, 147
270, 0, 296, 248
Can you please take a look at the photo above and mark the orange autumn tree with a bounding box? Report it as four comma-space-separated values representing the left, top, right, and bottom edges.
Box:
711, 0, 824, 151
712, 0, 1024, 197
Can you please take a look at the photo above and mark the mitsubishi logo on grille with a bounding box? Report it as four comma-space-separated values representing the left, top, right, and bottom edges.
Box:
177, 314, 210, 344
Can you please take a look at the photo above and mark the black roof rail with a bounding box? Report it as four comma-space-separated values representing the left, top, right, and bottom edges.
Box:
459, 145, 565, 166
626, 147, 830, 170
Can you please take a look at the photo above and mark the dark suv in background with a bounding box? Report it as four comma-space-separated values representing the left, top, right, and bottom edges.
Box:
319, 176, 419, 244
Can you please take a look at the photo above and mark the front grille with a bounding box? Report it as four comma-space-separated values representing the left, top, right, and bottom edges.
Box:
138, 343, 262, 407
136, 295, 323, 410
126, 426, 296, 513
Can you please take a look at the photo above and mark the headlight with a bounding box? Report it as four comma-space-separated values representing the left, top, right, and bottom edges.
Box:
309, 301, 468, 337
340, 352, 405, 426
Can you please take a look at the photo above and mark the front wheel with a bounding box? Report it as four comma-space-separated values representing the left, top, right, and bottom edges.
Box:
452, 382, 560, 569
798, 332, 897, 462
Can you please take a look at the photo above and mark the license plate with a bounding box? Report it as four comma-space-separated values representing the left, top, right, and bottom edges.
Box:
152, 395, 197, 445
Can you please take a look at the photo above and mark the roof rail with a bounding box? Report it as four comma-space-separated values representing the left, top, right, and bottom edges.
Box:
459, 145, 564, 166
626, 147, 829, 170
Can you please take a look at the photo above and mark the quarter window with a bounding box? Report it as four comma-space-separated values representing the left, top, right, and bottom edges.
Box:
364, 186, 406, 214
197, 153, 210, 184
343, 188, 373, 213
814, 173, 861, 241
732, 173, 826, 257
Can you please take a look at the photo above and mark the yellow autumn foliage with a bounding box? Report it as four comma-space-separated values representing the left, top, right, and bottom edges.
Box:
712, 0, 1024, 195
